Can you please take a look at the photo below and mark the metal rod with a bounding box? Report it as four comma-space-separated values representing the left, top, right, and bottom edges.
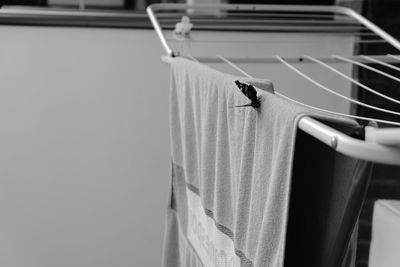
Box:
215, 54, 400, 164
153, 5, 400, 164
276, 56, 400, 116
216, 55, 400, 127
361, 55, 400, 72
299, 117, 400, 165
217, 55, 252, 77
190, 55, 400, 64
279, 92, 400, 127
304, 55, 400, 105
333, 55, 400, 83
147, 5, 173, 56
163, 30, 376, 37
387, 54, 400, 61
164, 24, 365, 33
146, 3, 359, 14
159, 18, 363, 27
337, 7, 400, 51
168, 35, 380, 44
155, 12, 335, 19
147, 3, 400, 55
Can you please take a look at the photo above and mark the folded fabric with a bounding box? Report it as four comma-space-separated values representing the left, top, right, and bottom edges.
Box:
285, 125, 373, 267
163, 57, 370, 267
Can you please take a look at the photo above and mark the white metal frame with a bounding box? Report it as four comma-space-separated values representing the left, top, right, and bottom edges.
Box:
147, 3, 400, 165
147, 3, 400, 56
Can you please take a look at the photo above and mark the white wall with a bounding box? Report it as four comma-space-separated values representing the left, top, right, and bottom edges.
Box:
0, 26, 170, 267
0, 25, 355, 267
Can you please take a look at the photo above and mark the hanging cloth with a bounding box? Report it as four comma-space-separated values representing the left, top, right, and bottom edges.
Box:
163, 57, 372, 267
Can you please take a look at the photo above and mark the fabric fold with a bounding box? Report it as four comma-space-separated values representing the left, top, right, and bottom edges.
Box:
162, 57, 371, 267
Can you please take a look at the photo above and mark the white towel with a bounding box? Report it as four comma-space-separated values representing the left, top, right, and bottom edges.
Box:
163, 57, 358, 267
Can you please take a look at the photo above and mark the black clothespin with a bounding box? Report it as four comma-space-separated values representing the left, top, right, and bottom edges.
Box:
234, 80, 261, 109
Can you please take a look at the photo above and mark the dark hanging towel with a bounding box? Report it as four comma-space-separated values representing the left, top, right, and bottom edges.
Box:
284, 121, 373, 267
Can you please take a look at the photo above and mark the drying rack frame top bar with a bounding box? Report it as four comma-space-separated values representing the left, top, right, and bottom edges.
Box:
149, 4, 400, 165
146, 3, 400, 57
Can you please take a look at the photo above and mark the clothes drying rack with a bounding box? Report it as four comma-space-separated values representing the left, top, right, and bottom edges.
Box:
147, 3, 400, 166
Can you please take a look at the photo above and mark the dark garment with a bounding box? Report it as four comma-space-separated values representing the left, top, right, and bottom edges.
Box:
284, 121, 373, 267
